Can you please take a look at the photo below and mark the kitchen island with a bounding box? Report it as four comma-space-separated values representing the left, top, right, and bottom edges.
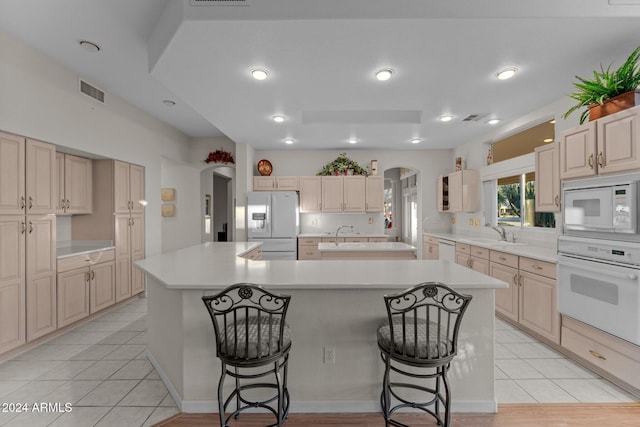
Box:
135, 242, 507, 414
318, 241, 416, 259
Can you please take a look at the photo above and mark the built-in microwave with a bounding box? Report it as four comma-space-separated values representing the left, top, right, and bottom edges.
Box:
563, 176, 639, 236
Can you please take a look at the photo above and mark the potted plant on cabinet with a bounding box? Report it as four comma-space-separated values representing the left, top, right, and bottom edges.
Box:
317, 153, 369, 176
563, 44, 640, 125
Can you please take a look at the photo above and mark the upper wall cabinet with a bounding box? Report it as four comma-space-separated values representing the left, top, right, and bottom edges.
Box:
114, 161, 144, 214
299, 176, 322, 213
56, 153, 93, 215
253, 176, 299, 191
365, 176, 384, 212
535, 143, 560, 212
320, 176, 382, 213
560, 105, 640, 179
437, 175, 449, 212
447, 170, 478, 213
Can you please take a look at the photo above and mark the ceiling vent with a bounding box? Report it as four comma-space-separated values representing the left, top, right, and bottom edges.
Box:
79, 79, 105, 104
190, 0, 250, 6
461, 113, 488, 122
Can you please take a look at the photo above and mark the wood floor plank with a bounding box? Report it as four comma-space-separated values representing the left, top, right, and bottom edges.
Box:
153, 403, 640, 427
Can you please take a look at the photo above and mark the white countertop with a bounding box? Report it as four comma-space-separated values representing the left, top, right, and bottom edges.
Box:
56, 240, 115, 259
318, 242, 416, 252
423, 232, 557, 263
298, 232, 388, 238
135, 242, 507, 290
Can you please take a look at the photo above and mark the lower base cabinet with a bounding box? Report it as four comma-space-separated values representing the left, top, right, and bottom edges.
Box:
57, 268, 90, 328
90, 261, 116, 313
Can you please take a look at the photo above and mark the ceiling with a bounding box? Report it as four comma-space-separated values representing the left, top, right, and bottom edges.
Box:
1, 1, 640, 151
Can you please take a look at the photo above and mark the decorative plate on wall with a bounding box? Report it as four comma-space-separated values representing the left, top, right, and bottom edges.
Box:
257, 159, 273, 176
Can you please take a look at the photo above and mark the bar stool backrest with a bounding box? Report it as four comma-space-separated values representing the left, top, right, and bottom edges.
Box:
383, 282, 472, 364
202, 283, 291, 361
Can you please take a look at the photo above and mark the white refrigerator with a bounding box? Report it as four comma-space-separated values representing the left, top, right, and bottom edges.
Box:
247, 191, 299, 260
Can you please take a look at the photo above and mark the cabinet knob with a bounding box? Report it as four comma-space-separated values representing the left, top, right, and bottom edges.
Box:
28, 196, 33, 210
20, 221, 26, 234
20, 196, 25, 210
589, 349, 606, 360
513, 274, 518, 286
499, 256, 507, 261
532, 264, 543, 270
28, 220, 33, 234
598, 152, 604, 168
554, 195, 560, 207
588, 153, 594, 169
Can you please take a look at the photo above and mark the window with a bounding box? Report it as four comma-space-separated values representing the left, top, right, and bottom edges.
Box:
496, 173, 555, 228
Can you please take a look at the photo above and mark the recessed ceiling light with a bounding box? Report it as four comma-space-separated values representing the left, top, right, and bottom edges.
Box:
162, 100, 176, 107
495, 67, 518, 80
440, 115, 454, 122
410, 138, 421, 144
272, 115, 285, 123
348, 138, 358, 144
250, 68, 269, 80
284, 138, 294, 145
375, 68, 394, 81
543, 138, 553, 143
487, 118, 501, 125
79, 40, 100, 53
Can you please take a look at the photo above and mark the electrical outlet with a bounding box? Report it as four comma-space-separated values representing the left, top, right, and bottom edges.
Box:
312, 217, 318, 226
451, 217, 456, 225
324, 347, 336, 364
369, 217, 375, 224
468, 218, 474, 226
475, 219, 481, 227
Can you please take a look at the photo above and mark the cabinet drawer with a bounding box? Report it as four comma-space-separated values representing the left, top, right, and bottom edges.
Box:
369, 237, 388, 243
455, 243, 471, 254
470, 246, 489, 260
298, 237, 321, 246
562, 316, 640, 390
247, 248, 262, 260
489, 250, 519, 269
321, 237, 345, 243
423, 235, 439, 245
298, 248, 320, 260
520, 257, 556, 279
345, 237, 368, 242
57, 249, 115, 272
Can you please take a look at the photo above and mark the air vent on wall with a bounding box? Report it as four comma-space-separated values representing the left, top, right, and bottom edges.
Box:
190, 0, 249, 6
79, 79, 105, 103
461, 113, 488, 122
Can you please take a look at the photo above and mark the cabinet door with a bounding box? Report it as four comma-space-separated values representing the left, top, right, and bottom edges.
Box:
0, 216, 26, 353
26, 215, 56, 341
321, 177, 344, 212
55, 153, 65, 214
129, 164, 145, 214
490, 262, 519, 323
25, 139, 55, 214
461, 170, 479, 212
299, 176, 322, 213
275, 176, 298, 191
534, 143, 560, 212
130, 214, 145, 296
597, 106, 640, 175
57, 267, 90, 327
455, 251, 470, 268
91, 261, 115, 313
365, 176, 384, 212
0, 132, 25, 215
448, 171, 463, 212
424, 243, 439, 260
470, 256, 489, 275
437, 175, 449, 212
115, 214, 131, 302
343, 176, 365, 212
519, 271, 560, 344
559, 122, 597, 179
253, 176, 275, 191
114, 161, 131, 214
64, 155, 93, 214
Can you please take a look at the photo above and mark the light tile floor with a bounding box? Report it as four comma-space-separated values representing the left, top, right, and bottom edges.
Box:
495, 316, 637, 404
1, 298, 637, 427
0, 297, 179, 427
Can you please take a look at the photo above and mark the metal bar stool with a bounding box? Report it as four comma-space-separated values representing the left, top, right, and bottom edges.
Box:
377, 282, 472, 427
202, 283, 292, 427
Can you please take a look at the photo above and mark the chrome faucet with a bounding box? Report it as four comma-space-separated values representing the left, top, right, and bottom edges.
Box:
485, 223, 507, 241
335, 225, 354, 245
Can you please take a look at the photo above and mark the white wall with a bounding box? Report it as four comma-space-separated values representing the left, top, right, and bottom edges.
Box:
0, 30, 193, 257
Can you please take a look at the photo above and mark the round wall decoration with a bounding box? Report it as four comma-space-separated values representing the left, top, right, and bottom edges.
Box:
257, 159, 273, 176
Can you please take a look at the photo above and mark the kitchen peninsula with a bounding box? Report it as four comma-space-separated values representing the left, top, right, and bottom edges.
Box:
135, 242, 507, 413
318, 241, 417, 259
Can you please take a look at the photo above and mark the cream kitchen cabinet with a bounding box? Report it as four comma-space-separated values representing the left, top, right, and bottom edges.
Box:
534, 143, 560, 212
299, 177, 322, 213
437, 175, 449, 212
368, 237, 388, 242
71, 160, 146, 303
298, 236, 321, 260
343, 176, 366, 212
0, 216, 26, 354
423, 235, 439, 260
447, 170, 478, 213
321, 176, 344, 212
365, 176, 384, 212
253, 176, 299, 191
321, 176, 371, 213
560, 105, 640, 179
241, 245, 263, 260
454, 242, 488, 274
490, 250, 560, 344
56, 153, 93, 215
57, 249, 115, 327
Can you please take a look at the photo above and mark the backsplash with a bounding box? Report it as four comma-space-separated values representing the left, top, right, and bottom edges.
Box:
57, 216, 72, 242
300, 212, 385, 235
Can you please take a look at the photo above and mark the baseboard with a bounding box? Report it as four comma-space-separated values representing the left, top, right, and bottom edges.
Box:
145, 349, 184, 412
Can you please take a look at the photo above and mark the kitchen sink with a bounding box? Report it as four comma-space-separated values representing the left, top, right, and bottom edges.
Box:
463, 238, 527, 247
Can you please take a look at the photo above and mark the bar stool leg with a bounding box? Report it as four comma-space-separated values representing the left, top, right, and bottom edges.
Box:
381, 355, 392, 427
442, 365, 451, 427
218, 362, 227, 427
283, 357, 290, 419
274, 361, 283, 426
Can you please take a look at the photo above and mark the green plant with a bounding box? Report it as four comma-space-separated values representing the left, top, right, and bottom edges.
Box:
316, 153, 369, 176
563, 45, 640, 124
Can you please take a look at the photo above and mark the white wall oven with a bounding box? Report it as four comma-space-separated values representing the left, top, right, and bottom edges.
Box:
557, 236, 640, 346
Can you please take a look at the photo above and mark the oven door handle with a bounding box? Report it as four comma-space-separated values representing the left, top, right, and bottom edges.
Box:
559, 258, 638, 281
